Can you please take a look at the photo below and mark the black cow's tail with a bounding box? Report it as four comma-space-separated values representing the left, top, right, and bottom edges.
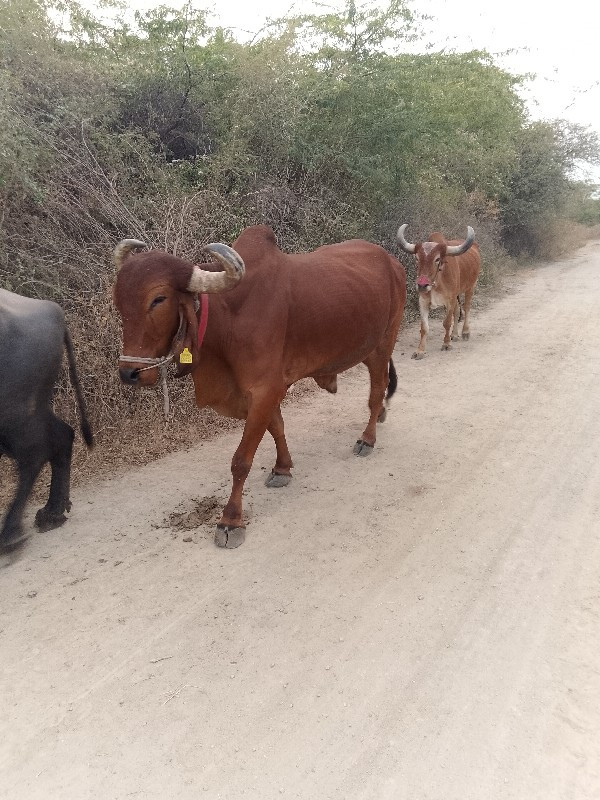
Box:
64, 329, 94, 449
385, 358, 398, 404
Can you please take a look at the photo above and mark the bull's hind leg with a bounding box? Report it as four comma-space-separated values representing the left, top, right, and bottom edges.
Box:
461, 287, 475, 340
265, 405, 293, 488
353, 351, 391, 457
35, 414, 75, 531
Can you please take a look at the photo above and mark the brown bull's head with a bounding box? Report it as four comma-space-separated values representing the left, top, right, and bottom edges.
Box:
397, 224, 475, 293
112, 239, 245, 386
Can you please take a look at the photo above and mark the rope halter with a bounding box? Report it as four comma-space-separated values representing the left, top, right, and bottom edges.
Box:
119, 309, 190, 417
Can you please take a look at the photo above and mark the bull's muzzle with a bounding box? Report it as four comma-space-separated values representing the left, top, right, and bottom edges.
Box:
416, 275, 431, 292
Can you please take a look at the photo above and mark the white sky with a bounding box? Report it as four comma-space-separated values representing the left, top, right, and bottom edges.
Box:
112, 0, 600, 180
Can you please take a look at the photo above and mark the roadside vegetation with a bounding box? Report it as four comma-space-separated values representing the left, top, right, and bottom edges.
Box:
1, 0, 599, 483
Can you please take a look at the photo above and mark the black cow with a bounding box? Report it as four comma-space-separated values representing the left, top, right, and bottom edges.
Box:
0, 289, 93, 551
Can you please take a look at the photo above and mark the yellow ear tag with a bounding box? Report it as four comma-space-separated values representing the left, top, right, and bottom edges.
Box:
179, 347, 193, 364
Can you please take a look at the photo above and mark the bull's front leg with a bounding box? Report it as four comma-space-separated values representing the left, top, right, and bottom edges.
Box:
216, 391, 282, 549
462, 287, 475, 340
451, 296, 461, 341
441, 299, 458, 350
412, 294, 431, 360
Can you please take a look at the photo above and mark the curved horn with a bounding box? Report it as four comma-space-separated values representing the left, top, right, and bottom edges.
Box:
397, 224, 416, 254
446, 226, 475, 256
187, 243, 245, 294
113, 239, 146, 270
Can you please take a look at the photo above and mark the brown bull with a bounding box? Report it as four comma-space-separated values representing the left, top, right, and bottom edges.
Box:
397, 225, 481, 359
113, 225, 406, 548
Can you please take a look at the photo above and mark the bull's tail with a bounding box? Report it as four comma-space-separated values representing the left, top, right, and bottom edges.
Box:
64, 329, 94, 448
385, 358, 398, 404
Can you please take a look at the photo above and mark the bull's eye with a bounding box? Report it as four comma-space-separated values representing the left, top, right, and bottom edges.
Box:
150, 295, 166, 309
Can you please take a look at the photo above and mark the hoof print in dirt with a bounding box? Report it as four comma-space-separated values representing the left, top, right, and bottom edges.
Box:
167, 496, 225, 532
265, 471, 292, 488
353, 440, 374, 457
215, 525, 246, 548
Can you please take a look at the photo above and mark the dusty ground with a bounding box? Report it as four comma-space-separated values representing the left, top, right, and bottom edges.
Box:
2, 242, 600, 800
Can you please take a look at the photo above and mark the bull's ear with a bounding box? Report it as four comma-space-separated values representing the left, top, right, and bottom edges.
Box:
178, 294, 198, 357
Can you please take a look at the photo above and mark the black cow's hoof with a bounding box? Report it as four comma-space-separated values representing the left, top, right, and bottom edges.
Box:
215, 525, 246, 548
35, 507, 68, 532
0, 529, 29, 553
265, 471, 292, 488
353, 440, 374, 457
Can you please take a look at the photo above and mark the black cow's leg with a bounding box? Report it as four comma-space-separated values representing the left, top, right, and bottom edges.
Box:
35, 414, 75, 531
1, 450, 46, 550
265, 405, 293, 488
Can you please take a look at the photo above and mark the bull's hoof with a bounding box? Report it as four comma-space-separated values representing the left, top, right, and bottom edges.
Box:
451, 334, 459, 341
412, 351, 426, 360
462, 331, 470, 340
265, 471, 292, 488
353, 440, 374, 457
441, 343, 452, 351
215, 525, 246, 548
35, 507, 68, 532
378, 407, 387, 423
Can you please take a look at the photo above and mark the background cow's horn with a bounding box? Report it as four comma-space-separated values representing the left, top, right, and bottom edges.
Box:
113, 239, 146, 270
397, 224, 416, 254
187, 243, 245, 294
446, 227, 475, 256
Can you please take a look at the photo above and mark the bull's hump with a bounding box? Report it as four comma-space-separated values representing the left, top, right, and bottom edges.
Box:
234, 225, 278, 250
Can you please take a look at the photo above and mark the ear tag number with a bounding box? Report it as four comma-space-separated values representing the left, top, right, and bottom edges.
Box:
179, 347, 193, 364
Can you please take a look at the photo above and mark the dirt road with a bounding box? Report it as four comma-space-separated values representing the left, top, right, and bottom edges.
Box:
2, 243, 600, 800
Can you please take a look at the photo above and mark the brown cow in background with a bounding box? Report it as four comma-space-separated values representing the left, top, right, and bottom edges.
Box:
113, 225, 406, 548
397, 225, 481, 359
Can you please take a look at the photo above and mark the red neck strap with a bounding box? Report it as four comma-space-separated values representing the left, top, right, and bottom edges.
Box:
197, 294, 209, 349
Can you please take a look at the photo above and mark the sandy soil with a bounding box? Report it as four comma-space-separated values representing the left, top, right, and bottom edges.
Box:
2, 242, 600, 800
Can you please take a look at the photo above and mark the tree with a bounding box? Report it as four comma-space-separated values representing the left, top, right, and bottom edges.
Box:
500, 121, 600, 254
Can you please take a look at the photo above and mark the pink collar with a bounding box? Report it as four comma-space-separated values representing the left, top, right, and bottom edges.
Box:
197, 293, 209, 349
